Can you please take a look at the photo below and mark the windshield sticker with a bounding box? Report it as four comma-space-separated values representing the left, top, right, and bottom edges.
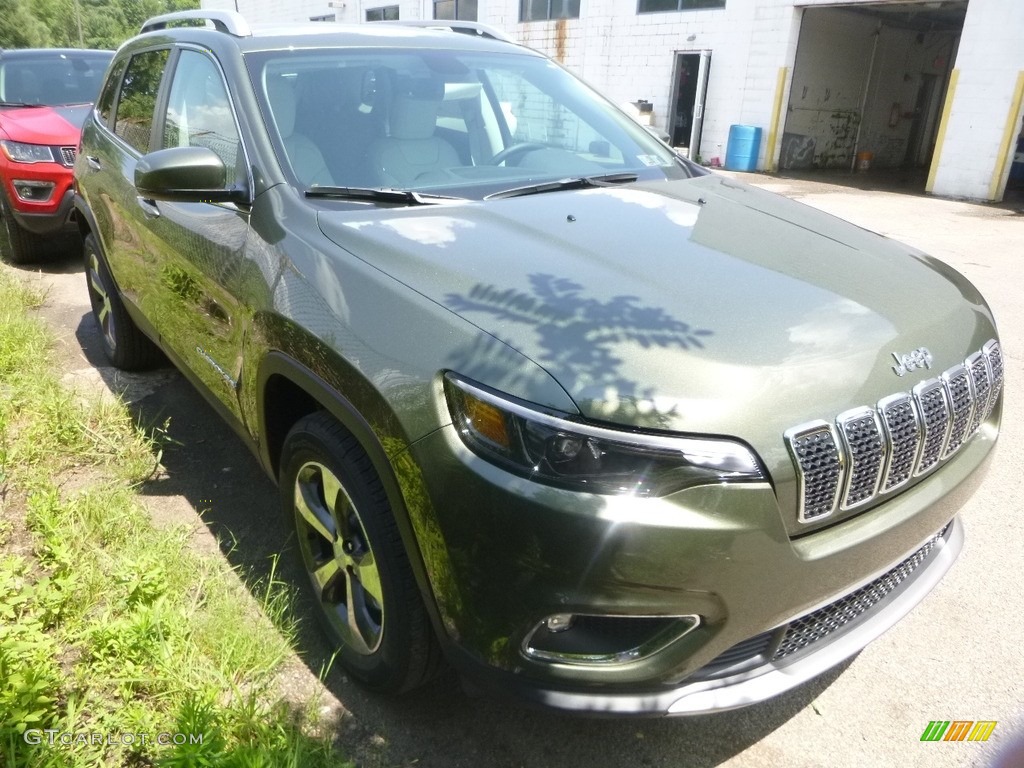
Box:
637, 154, 673, 167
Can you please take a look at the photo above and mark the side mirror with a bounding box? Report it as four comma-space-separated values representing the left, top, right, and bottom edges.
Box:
135, 146, 247, 204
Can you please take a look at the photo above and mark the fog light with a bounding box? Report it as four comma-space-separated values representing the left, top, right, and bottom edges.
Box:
523, 614, 701, 666
544, 613, 575, 633
12, 180, 55, 203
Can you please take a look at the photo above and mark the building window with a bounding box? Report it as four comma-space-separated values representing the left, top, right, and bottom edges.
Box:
435, 0, 478, 20
520, 0, 580, 22
366, 5, 400, 21
309, 13, 336, 21
638, 0, 725, 12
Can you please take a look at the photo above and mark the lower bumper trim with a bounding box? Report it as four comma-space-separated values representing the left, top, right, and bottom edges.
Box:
523, 517, 961, 716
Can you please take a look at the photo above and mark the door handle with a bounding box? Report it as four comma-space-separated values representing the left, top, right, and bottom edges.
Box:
86, 155, 102, 171
136, 196, 161, 219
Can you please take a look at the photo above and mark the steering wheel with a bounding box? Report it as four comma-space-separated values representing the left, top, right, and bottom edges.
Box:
489, 142, 546, 166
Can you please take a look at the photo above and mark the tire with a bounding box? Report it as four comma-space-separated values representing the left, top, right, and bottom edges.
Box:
83, 233, 162, 370
0, 185, 50, 264
280, 412, 441, 693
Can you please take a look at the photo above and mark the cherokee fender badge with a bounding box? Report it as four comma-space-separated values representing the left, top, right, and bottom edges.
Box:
891, 347, 933, 377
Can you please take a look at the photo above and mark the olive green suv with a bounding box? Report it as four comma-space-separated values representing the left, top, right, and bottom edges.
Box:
74, 10, 1001, 715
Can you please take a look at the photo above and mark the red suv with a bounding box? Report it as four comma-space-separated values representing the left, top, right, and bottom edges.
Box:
0, 48, 111, 263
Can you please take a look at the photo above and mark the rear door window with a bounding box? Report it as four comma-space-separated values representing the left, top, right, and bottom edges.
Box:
96, 58, 127, 128
113, 49, 169, 154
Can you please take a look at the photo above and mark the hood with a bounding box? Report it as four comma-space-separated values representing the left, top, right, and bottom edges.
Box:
0, 104, 91, 144
316, 174, 996, 499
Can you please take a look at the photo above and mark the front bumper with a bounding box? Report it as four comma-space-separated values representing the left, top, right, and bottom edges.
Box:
401, 414, 996, 715
534, 518, 961, 715
9, 187, 77, 235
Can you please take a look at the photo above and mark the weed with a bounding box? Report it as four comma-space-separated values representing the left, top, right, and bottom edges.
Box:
0, 269, 350, 766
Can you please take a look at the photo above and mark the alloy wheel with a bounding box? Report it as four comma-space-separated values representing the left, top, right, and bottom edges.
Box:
293, 460, 384, 655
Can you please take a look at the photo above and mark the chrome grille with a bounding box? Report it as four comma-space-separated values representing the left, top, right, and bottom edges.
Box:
985, 339, 1003, 405
837, 408, 884, 509
60, 146, 76, 167
913, 379, 949, 475
878, 394, 919, 492
942, 365, 973, 458
773, 525, 948, 659
784, 422, 842, 523
966, 352, 991, 437
786, 341, 1001, 524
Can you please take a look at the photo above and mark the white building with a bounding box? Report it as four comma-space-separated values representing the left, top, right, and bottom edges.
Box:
201, 0, 1024, 202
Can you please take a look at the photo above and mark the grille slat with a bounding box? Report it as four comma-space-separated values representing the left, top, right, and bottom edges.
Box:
941, 365, 974, 458
966, 352, 991, 438
785, 422, 843, 523
837, 408, 885, 509
983, 340, 1003, 421
786, 341, 1000, 525
878, 394, 920, 492
914, 379, 950, 475
59, 146, 76, 167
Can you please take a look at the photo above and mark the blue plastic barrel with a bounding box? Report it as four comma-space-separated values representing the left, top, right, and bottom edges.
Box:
725, 125, 763, 172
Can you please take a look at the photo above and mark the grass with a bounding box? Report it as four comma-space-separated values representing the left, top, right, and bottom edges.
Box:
0, 269, 351, 767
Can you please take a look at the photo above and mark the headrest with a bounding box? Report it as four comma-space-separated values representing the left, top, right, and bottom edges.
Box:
389, 78, 444, 140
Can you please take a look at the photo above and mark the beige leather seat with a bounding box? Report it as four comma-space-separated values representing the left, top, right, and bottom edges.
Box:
296, 67, 380, 188
367, 79, 458, 187
266, 76, 333, 187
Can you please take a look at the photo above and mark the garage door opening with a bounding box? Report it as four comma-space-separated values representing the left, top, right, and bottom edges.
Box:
780, 1, 967, 192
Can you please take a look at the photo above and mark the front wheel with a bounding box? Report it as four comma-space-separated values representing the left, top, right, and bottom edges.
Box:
0, 186, 49, 264
280, 413, 441, 692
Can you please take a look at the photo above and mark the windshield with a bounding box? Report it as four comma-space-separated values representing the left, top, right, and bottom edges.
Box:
248, 47, 696, 200
0, 51, 112, 107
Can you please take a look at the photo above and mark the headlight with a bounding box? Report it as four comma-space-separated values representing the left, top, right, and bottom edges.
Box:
0, 141, 55, 164
444, 373, 765, 497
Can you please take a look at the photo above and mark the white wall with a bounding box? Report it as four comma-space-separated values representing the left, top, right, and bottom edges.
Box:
931, 0, 1024, 200
494, 0, 797, 168
202, 0, 340, 23
199, 0, 1022, 199
202, 0, 800, 165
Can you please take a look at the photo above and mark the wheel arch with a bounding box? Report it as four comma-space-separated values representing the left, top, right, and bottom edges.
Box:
254, 351, 448, 637
256, 352, 408, 483
73, 193, 99, 240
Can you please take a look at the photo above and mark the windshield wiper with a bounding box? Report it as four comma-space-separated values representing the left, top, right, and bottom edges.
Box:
484, 172, 639, 201
0, 101, 39, 108
305, 186, 466, 205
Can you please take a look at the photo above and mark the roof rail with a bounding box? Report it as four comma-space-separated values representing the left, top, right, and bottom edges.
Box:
140, 9, 251, 37
383, 20, 514, 44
